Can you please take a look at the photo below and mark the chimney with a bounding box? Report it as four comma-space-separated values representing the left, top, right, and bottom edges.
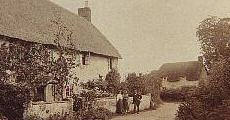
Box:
78, 1, 91, 22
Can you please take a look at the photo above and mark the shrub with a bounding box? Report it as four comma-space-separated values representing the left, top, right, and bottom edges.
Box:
105, 69, 121, 94
26, 113, 74, 120
177, 16, 230, 120
0, 113, 8, 120
176, 85, 225, 120
143, 71, 162, 109
160, 86, 196, 102
126, 73, 147, 95
72, 107, 112, 120
25, 115, 43, 120
25, 107, 113, 120
176, 98, 207, 120
94, 107, 113, 120
176, 97, 226, 120
47, 113, 70, 120
73, 90, 112, 120
0, 81, 30, 120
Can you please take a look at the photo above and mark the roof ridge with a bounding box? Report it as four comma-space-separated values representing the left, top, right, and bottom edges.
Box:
0, 0, 121, 58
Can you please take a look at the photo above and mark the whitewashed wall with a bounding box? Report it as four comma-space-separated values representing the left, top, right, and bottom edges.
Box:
50, 49, 119, 94
75, 54, 110, 82
51, 49, 118, 82
94, 94, 151, 113
1, 38, 119, 84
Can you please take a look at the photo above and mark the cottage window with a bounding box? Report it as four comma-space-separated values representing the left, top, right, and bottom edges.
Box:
108, 58, 113, 70
52, 85, 56, 96
66, 85, 70, 97
82, 52, 90, 65
33, 86, 45, 101
64, 85, 73, 98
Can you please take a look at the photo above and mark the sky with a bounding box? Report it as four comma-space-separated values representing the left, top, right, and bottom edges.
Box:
50, 0, 230, 74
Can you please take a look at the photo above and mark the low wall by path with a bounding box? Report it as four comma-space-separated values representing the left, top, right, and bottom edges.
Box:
24, 100, 72, 119
24, 95, 151, 118
94, 94, 151, 113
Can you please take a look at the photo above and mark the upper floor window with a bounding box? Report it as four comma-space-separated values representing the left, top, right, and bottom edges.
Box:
82, 52, 90, 65
109, 58, 113, 70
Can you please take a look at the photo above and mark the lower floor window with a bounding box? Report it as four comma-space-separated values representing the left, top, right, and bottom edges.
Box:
33, 86, 45, 101
64, 84, 73, 98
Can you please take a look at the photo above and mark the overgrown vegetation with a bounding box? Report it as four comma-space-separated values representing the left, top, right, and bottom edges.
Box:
143, 71, 162, 109
0, 16, 78, 119
177, 16, 230, 120
72, 90, 112, 120
160, 86, 196, 102
0, 81, 30, 120
105, 69, 121, 94
126, 73, 146, 94
124, 71, 162, 109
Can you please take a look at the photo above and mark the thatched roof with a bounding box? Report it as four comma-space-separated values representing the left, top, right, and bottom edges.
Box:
160, 61, 201, 73
0, 0, 121, 58
159, 61, 202, 80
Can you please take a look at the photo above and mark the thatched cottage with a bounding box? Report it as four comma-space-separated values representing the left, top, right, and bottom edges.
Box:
159, 57, 207, 89
0, 0, 121, 118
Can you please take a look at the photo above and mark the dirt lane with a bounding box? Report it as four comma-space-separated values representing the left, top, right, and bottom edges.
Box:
112, 103, 179, 120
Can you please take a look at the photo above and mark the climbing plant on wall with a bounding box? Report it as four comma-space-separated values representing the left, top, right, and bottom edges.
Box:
0, 16, 79, 119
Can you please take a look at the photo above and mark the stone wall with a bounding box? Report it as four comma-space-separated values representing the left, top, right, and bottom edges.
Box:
94, 94, 151, 113
24, 100, 73, 119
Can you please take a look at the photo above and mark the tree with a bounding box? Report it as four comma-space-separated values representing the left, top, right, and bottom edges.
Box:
143, 71, 162, 109
197, 16, 230, 99
126, 73, 146, 94
105, 69, 121, 94
197, 16, 230, 70
177, 16, 230, 120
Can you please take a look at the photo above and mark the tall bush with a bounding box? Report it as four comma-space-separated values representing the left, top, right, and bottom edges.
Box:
177, 16, 230, 120
143, 71, 162, 108
126, 73, 146, 94
0, 81, 30, 120
105, 69, 121, 94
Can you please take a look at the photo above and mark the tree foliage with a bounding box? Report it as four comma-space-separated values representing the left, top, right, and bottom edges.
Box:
0, 17, 78, 96
0, 81, 30, 120
143, 71, 162, 108
177, 16, 230, 120
197, 16, 230, 99
197, 16, 230, 70
125, 71, 162, 108
126, 73, 146, 94
105, 69, 121, 94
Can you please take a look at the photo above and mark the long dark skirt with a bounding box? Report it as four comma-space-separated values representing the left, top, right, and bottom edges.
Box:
116, 99, 123, 114
123, 98, 129, 112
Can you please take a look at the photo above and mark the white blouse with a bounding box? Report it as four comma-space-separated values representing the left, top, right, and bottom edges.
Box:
117, 94, 123, 100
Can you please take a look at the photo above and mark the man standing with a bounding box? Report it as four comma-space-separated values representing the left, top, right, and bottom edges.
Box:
132, 90, 142, 114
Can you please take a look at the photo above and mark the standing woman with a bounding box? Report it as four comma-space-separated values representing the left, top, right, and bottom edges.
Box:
116, 90, 123, 114
122, 90, 129, 114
